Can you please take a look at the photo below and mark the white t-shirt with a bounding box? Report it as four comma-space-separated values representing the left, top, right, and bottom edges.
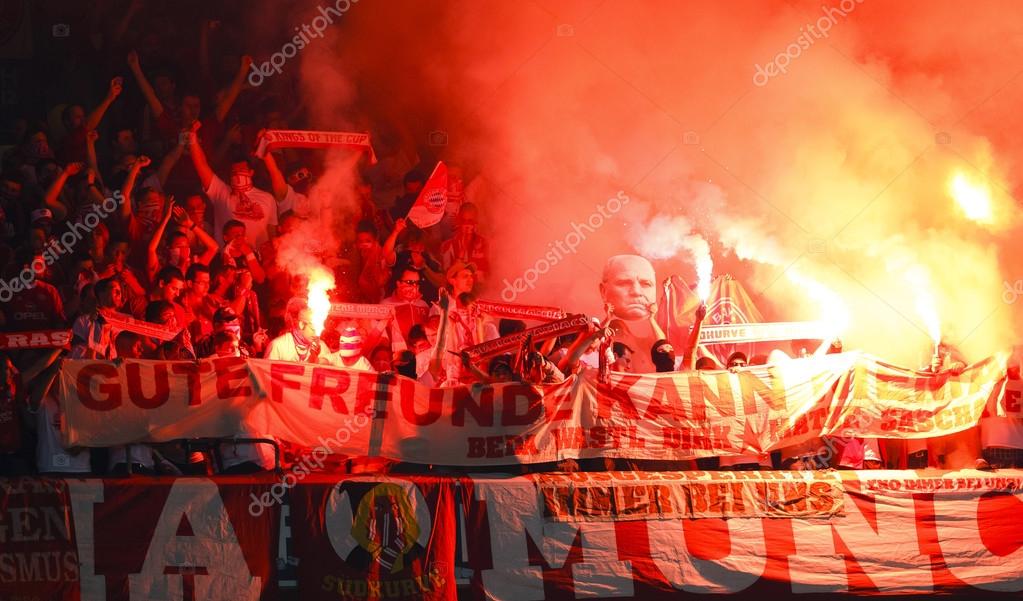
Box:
205, 175, 278, 247
278, 184, 322, 221
36, 396, 91, 473
266, 332, 323, 362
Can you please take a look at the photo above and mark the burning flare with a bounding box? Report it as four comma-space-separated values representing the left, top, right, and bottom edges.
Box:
948, 170, 993, 225
686, 235, 713, 302
306, 266, 335, 336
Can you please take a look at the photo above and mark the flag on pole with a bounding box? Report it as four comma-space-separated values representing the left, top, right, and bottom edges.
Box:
658, 274, 701, 350
406, 162, 448, 228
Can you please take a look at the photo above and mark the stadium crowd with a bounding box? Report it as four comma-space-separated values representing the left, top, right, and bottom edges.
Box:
0, 3, 1020, 477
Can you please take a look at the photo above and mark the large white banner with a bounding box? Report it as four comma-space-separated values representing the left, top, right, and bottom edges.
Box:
58, 353, 1008, 465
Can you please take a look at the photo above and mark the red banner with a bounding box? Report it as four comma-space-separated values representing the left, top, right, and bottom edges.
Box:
472, 300, 566, 322
1, 473, 1022, 598
0, 479, 78, 599
290, 476, 456, 601
0, 477, 279, 601
0, 329, 71, 349
463, 470, 1023, 599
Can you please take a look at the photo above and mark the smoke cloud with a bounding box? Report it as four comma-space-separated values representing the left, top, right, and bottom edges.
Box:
253, 0, 1023, 365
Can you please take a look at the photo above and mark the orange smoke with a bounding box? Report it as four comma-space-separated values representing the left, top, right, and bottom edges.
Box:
263, 0, 1023, 365
785, 267, 850, 339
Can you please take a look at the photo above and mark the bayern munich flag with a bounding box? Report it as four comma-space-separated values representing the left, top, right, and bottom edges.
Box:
406, 161, 448, 228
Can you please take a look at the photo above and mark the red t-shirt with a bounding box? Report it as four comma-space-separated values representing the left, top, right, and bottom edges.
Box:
3, 281, 66, 330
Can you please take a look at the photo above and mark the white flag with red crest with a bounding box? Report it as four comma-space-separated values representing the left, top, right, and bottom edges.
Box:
406, 162, 448, 228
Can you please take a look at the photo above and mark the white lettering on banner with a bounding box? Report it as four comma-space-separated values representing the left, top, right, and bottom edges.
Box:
65, 480, 105, 601
475, 477, 633, 599
128, 480, 261, 601
647, 518, 767, 593
934, 492, 1023, 592
997, 379, 1023, 417
568, 526, 634, 598
788, 489, 934, 594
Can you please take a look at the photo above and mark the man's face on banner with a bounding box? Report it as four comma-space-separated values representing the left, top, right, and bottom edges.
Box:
599, 255, 656, 321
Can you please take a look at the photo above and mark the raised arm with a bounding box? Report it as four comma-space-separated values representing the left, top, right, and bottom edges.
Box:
458, 350, 492, 383
262, 147, 288, 202
186, 122, 214, 190
42, 162, 82, 221
647, 302, 667, 341
112, 0, 144, 44
558, 324, 606, 374
682, 303, 707, 370
430, 289, 452, 377
119, 155, 151, 220
85, 77, 123, 132
215, 55, 252, 123
147, 201, 176, 282
85, 130, 101, 184
84, 168, 106, 210
156, 138, 184, 186
173, 207, 219, 265
233, 238, 266, 284
127, 50, 164, 118
382, 218, 407, 266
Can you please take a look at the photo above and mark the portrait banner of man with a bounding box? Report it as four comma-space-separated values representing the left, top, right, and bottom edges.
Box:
599, 254, 660, 373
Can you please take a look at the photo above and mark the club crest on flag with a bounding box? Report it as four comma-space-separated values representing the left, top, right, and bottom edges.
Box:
326, 480, 433, 575
406, 162, 449, 228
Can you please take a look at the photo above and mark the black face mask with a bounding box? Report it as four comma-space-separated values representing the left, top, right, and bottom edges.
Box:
651, 340, 676, 373
396, 359, 417, 380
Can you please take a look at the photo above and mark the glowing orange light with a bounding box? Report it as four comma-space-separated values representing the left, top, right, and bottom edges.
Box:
306, 266, 334, 336
786, 268, 850, 337
908, 271, 940, 347
685, 235, 713, 302
948, 170, 993, 224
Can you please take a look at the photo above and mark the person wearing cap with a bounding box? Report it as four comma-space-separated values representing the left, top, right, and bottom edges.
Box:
726, 351, 748, 370
322, 326, 374, 371
263, 150, 322, 222
30, 208, 54, 229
